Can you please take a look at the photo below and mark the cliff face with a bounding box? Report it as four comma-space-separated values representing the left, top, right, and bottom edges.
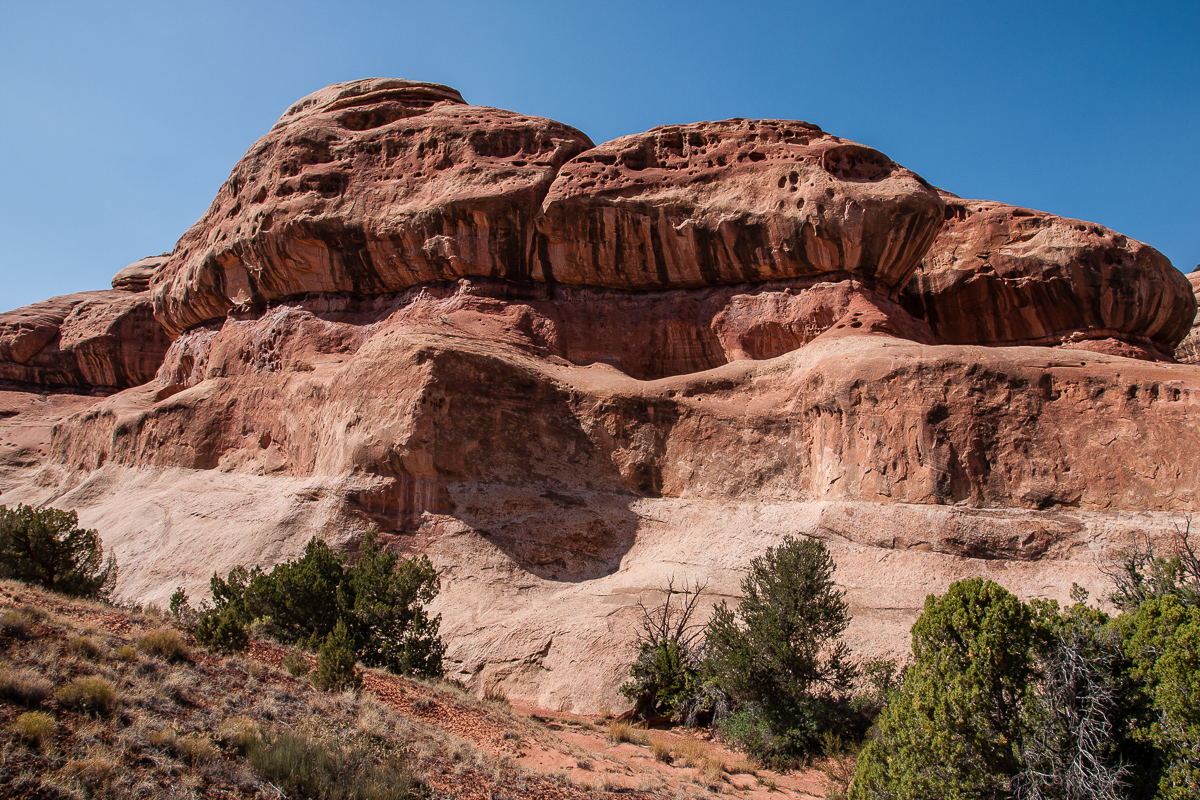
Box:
1, 79, 1197, 712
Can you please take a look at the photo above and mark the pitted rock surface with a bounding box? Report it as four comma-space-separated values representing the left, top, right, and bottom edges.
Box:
902, 196, 1196, 357
538, 119, 945, 291
151, 79, 595, 335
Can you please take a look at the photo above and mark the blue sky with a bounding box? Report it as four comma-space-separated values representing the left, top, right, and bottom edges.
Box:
1, 0, 1196, 312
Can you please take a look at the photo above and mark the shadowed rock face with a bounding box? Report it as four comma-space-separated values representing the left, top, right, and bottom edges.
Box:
3, 79, 1198, 713
902, 196, 1196, 358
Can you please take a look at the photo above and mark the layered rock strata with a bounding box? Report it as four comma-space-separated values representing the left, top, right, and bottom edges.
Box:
1, 79, 1197, 712
902, 196, 1195, 359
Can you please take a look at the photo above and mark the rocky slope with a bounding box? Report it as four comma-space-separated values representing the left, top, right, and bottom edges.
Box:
1, 79, 1197, 713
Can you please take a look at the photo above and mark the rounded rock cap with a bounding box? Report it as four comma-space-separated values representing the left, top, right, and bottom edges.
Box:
273, 78, 465, 129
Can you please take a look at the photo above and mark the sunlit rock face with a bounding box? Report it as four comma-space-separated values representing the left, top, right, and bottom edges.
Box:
1175, 270, 1200, 365
902, 195, 1196, 360
2, 79, 1197, 713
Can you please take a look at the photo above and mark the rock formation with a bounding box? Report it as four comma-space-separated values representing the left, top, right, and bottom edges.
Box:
1176, 269, 1200, 364
0, 257, 172, 391
901, 195, 1195, 360
1, 79, 1197, 712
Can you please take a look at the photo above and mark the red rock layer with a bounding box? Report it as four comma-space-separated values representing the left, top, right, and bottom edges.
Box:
902, 197, 1196, 358
150, 79, 595, 335
0, 289, 172, 390
537, 120, 944, 291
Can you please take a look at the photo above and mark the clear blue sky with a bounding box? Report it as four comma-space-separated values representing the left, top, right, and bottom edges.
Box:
1, 0, 1196, 312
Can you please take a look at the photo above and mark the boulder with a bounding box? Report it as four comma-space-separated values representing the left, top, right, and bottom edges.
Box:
112, 255, 169, 292
902, 196, 1196, 359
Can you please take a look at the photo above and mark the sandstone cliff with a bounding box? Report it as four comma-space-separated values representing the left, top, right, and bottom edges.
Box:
1, 79, 1196, 712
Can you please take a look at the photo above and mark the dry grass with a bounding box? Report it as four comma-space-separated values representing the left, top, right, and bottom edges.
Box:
138, 626, 190, 661
68, 634, 102, 659
114, 643, 139, 662
651, 735, 674, 763
0, 666, 54, 706
56, 676, 117, 715
11, 710, 56, 746
607, 719, 650, 746
673, 736, 708, 767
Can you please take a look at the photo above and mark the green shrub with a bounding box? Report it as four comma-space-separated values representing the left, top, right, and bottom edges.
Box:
248, 729, 420, 800
138, 627, 190, 661
12, 711, 56, 746
56, 676, 117, 715
0, 504, 117, 599
620, 577, 707, 722
706, 536, 856, 762
313, 619, 360, 692
283, 652, 311, 677
0, 667, 54, 706
204, 531, 444, 679
195, 605, 249, 653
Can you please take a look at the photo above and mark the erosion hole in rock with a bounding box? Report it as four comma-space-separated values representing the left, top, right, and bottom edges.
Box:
821, 144, 894, 182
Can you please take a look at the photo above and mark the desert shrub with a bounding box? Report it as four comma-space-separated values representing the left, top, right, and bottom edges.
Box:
247, 729, 421, 800
0, 607, 33, 638
68, 635, 101, 659
0, 667, 54, 705
283, 652, 311, 677
204, 531, 443, 678
114, 644, 138, 662
621, 577, 707, 722
852, 579, 1035, 800
195, 604, 249, 653
0, 504, 116, 599
138, 627, 190, 661
347, 533, 444, 679
313, 619, 360, 693
56, 676, 117, 715
706, 536, 856, 764
650, 735, 673, 763
217, 717, 261, 753
11, 710, 55, 746
169, 585, 198, 629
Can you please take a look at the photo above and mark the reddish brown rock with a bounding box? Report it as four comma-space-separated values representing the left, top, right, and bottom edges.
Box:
902, 197, 1196, 358
111, 255, 169, 292
1175, 269, 1200, 364
151, 79, 595, 335
537, 119, 945, 292
0, 289, 172, 390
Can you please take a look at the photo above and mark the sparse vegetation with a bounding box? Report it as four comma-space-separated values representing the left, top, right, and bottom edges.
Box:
56, 675, 117, 715
0, 666, 54, 706
247, 728, 422, 800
